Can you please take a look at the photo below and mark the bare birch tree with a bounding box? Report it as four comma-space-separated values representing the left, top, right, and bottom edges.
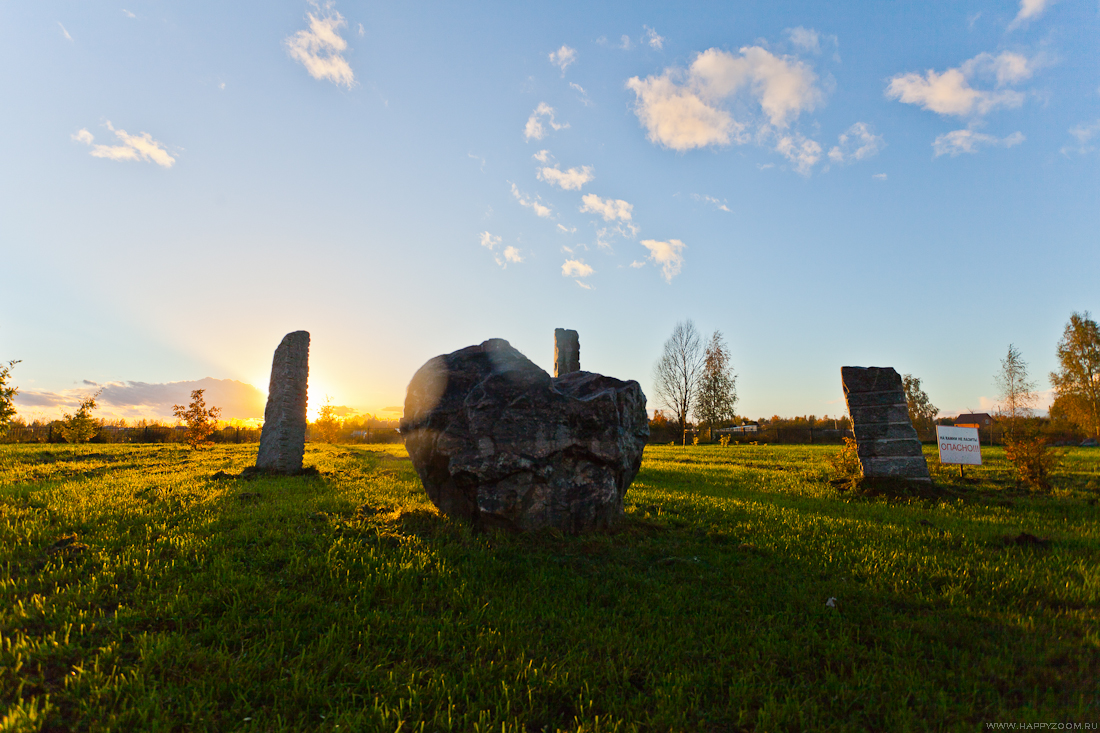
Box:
653, 320, 703, 445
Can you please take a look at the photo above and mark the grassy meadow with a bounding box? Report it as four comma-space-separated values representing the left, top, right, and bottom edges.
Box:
1, 441, 1098, 732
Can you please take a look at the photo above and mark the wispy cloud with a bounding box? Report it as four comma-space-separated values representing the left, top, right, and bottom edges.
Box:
1061, 119, 1100, 155
72, 122, 176, 168
1010, 0, 1055, 29
828, 122, 885, 164
569, 82, 592, 106
524, 102, 568, 141
537, 165, 594, 191
873, 173, 887, 181
580, 193, 633, 222
510, 182, 552, 218
691, 193, 730, 212
562, 259, 594, 278
58, 22, 73, 41
933, 129, 1025, 156
285, 1, 355, 88
643, 26, 664, 50
640, 239, 686, 282
557, 224, 576, 234
886, 52, 1032, 118
532, 149, 551, 163
479, 231, 522, 267
122, 9, 136, 18
549, 45, 577, 75
626, 44, 824, 172
620, 35, 633, 51
785, 27, 820, 54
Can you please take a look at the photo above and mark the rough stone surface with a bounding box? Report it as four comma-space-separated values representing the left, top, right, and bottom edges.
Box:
401, 338, 648, 533
841, 366, 931, 482
554, 328, 580, 377
256, 331, 310, 474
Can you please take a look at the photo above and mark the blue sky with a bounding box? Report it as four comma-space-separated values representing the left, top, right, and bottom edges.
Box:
2, 0, 1098, 422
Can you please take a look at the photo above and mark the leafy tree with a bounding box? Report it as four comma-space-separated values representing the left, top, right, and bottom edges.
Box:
653, 320, 703, 446
173, 389, 222, 449
996, 344, 1037, 426
314, 396, 340, 444
995, 345, 1058, 490
0, 359, 20, 435
58, 392, 102, 444
1050, 311, 1100, 439
902, 374, 938, 436
694, 330, 738, 441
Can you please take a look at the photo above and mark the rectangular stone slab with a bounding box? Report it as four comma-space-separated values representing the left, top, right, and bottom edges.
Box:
256, 331, 310, 474
842, 366, 931, 482
554, 328, 580, 378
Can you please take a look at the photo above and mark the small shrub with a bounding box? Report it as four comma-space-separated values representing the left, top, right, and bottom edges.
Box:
1004, 433, 1061, 491
692, 436, 699, 446
827, 437, 862, 489
173, 389, 221, 449
719, 434, 730, 447
58, 392, 101, 444
313, 398, 340, 444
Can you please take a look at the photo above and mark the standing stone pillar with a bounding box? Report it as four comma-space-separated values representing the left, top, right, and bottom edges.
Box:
256, 331, 310, 474
841, 366, 931, 482
554, 328, 580, 378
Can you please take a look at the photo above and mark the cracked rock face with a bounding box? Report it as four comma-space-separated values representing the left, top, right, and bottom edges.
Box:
400, 339, 648, 533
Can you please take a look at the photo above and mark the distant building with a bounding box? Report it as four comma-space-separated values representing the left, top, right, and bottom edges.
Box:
954, 413, 994, 428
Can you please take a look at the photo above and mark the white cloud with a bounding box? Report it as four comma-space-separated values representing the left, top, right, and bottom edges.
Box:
219, 82, 226, 90
786, 27, 820, 54
532, 149, 551, 162
569, 82, 592, 106
774, 133, 822, 175
575, 280, 593, 290
503, 246, 522, 263
691, 193, 730, 212
629, 260, 646, 268
1062, 119, 1100, 155
557, 224, 576, 234
122, 9, 136, 18
932, 129, 1025, 156
537, 165, 594, 190
828, 122, 885, 164
1010, 0, 1055, 28
562, 259, 594, 278
580, 193, 633, 222
285, 1, 355, 88
549, 45, 577, 75
479, 231, 501, 249
640, 239, 686, 282
620, 35, 633, 50
480, 231, 521, 267
886, 51, 1032, 118
58, 22, 72, 41
357, 23, 364, 37
626, 45, 822, 156
644, 26, 664, 50
510, 182, 552, 218
524, 102, 568, 141
873, 173, 887, 181
73, 122, 176, 168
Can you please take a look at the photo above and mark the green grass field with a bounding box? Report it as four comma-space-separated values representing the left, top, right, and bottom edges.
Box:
1, 442, 1098, 732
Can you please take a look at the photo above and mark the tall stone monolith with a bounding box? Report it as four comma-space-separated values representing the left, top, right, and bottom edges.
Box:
256, 331, 310, 474
841, 366, 931, 483
554, 328, 580, 377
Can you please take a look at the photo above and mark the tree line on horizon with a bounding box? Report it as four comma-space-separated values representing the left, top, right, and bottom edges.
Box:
648, 312, 1100, 446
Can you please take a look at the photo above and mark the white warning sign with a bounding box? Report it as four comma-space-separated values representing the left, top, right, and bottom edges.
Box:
936, 425, 982, 466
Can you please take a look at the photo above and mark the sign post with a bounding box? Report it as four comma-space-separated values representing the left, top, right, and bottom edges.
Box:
936, 425, 982, 477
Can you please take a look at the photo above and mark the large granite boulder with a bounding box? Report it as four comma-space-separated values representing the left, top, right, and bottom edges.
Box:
400, 339, 648, 533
